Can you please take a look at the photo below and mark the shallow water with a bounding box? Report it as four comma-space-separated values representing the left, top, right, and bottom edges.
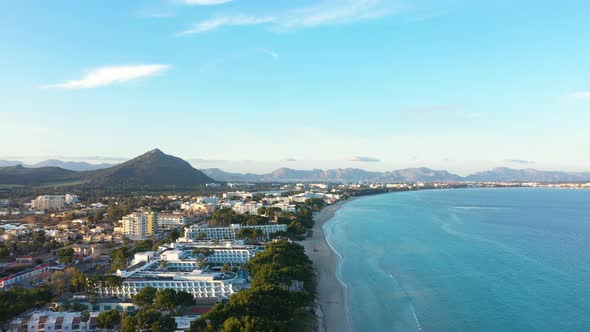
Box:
324, 188, 590, 332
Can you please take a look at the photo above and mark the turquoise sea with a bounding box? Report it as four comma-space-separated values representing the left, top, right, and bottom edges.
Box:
324, 188, 590, 332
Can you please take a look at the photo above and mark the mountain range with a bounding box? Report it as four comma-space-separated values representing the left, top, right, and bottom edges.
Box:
201, 167, 590, 183
0, 149, 214, 186
0, 159, 114, 171
0, 150, 589, 186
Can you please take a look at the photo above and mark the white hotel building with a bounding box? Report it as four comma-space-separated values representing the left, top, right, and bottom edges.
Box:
97, 244, 253, 301
156, 213, 188, 228
184, 223, 287, 241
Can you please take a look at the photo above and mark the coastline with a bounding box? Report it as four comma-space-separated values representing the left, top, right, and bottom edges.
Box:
299, 198, 357, 332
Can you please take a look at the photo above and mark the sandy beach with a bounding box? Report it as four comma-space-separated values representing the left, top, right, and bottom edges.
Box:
299, 199, 354, 332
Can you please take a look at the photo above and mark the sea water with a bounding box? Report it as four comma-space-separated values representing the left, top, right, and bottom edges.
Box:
323, 188, 590, 331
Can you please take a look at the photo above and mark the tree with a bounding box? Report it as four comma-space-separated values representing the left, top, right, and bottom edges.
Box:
221, 263, 231, 273
159, 314, 178, 332
155, 289, 177, 311
0, 246, 10, 259
97, 309, 121, 331
81, 310, 90, 323
132, 286, 157, 307
120, 314, 137, 332
175, 291, 195, 307
135, 308, 162, 331
287, 221, 305, 235
32, 231, 46, 244
70, 270, 89, 293
57, 247, 75, 264
48, 268, 75, 296
197, 232, 206, 240
134, 239, 153, 252
110, 247, 132, 270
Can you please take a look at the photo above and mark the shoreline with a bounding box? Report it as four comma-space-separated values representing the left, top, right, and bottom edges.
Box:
299, 198, 358, 332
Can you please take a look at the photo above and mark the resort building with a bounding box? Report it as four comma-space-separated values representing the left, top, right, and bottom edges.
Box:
9, 311, 99, 332
157, 213, 188, 228
183, 223, 287, 241
99, 251, 247, 301
232, 202, 264, 215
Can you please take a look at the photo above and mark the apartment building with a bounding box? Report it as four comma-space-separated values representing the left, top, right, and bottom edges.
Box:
119, 212, 148, 240
31, 195, 65, 210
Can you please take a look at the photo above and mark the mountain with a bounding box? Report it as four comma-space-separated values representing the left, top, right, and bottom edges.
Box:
203, 166, 590, 183
465, 167, 590, 182
30, 159, 115, 171
201, 168, 262, 182
0, 159, 114, 171
0, 165, 77, 185
202, 167, 463, 183
0, 149, 215, 187
0, 160, 23, 167
86, 149, 214, 186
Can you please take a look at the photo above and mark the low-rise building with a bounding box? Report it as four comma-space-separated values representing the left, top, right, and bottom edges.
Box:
157, 213, 188, 228
9, 310, 99, 332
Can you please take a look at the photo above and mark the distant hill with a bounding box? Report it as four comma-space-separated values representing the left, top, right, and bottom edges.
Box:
203, 166, 590, 183
0, 165, 77, 185
30, 159, 115, 171
86, 149, 214, 186
0, 159, 114, 171
203, 167, 463, 183
0, 160, 23, 167
465, 167, 590, 182
0, 149, 215, 187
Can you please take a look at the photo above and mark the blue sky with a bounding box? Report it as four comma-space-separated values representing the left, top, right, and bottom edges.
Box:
1, 0, 589, 174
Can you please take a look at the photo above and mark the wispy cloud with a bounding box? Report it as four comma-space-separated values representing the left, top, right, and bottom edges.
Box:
278, 0, 398, 30
570, 91, 590, 99
403, 105, 455, 113
137, 10, 175, 19
257, 48, 279, 60
504, 159, 536, 165
181, 0, 232, 5
180, 15, 275, 34
180, 0, 400, 34
188, 158, 226, 163
44, 64, 169, 89
350, 156, 381, 162
281, 158, 297, 162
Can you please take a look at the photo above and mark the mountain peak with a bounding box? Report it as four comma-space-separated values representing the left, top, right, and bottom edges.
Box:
87, 149, 215, 186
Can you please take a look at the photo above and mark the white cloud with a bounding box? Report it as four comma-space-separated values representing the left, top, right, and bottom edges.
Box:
44, 64, 169, 89
182, 0, 232, 5
180, 0, 400, 34
570, 91, 590, 99
180, 15, 275, 34
257, 48, 279, 60
279, 0, 397, 29
350, 156, 381, 162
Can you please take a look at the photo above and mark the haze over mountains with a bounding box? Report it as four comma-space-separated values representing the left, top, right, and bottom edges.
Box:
0, 159, 114, 171
1, 150, 589, 186
202, 167, 590, 183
